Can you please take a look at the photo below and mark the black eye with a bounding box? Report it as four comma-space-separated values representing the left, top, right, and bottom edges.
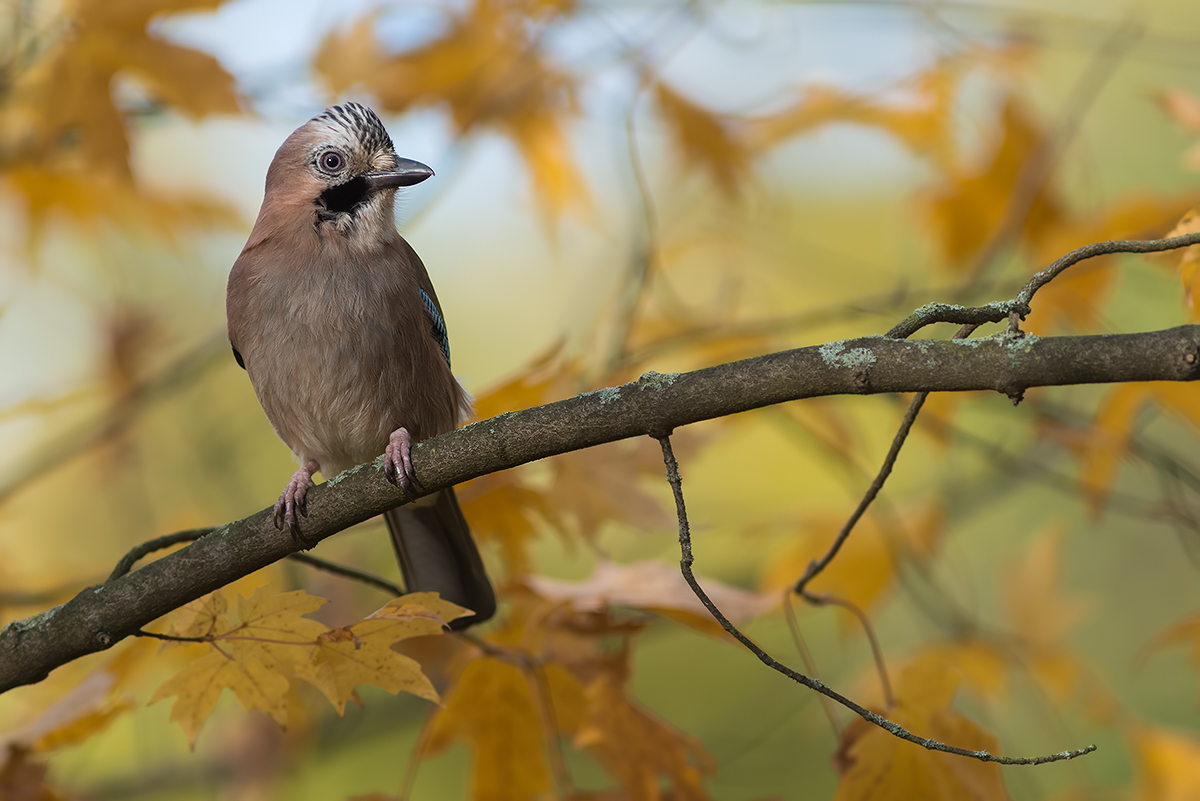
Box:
320, 151, 344, 172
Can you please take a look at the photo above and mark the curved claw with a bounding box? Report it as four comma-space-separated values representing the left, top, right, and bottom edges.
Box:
274, 462, 318, 545
384, 427, 418, 497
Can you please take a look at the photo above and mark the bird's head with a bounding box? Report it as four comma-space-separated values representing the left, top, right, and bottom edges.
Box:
263, 102, 433, 242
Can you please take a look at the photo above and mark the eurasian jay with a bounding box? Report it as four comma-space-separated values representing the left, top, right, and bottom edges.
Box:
226, 102, 495, 629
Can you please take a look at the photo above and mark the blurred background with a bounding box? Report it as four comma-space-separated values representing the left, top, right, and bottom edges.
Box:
2, 0, 1200, 798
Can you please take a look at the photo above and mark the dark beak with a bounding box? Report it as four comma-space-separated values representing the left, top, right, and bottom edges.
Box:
363, 158, 434, 190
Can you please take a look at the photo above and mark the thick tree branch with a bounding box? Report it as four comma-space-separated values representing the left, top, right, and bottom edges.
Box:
3, 325, 1200, 693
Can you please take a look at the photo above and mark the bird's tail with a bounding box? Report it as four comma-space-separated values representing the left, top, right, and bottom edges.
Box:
384, 488, 495, 630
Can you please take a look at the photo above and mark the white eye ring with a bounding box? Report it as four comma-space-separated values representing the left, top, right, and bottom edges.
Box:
319, 151, 345, 172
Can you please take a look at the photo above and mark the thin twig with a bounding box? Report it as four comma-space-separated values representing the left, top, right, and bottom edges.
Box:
802, 593, 894, 708
781, 591, 842, 737
109, 526, 404, 596
286, 553, 403, 596
108, 529, 213, 581
794, 392, 929, 595
656, 434, 1095, 765
959, 17, 1142, 293
796, 323, 981, 594
1010, 232, 1200, 333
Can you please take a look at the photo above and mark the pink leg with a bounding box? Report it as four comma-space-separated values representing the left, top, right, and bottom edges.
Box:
274, 460, 319, 542
384, 426, 417, 494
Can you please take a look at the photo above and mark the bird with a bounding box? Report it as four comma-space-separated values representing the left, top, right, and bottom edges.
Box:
225, 101, 495, 629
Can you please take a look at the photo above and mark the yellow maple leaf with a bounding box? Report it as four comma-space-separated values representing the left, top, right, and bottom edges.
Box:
653, 81, 749, 197
834, 657, 1011, 801
762, 504, 943, 615
1130, 725, 1200, 801
294, 593, 466, 714
1164, 209, 1200, 317
315, 1, 587, 218
923, 96, 1064, 270
574, 660, 714, 801
150, 650, 289, 747
1, 0, 240, 236
999, 527, 1096, 706
1077, 383, 1153, 514
425, 655, 557, 800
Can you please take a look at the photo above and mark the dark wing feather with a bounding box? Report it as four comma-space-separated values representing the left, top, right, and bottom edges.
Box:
419, 287, 451, 367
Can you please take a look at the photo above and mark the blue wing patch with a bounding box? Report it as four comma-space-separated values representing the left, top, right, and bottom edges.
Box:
419, 288, 451, 367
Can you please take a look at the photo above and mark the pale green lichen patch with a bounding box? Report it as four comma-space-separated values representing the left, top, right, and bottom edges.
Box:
577, 386, 623, 405
638, 370, 680, 390
6, 606, 59, 632
820, 340, 877, 370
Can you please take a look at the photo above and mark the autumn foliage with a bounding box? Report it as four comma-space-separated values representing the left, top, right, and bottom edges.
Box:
4, 1, 1200, 799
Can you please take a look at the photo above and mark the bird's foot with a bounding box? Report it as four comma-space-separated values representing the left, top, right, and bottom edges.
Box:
274, 460, 319, 544
384, 427, 418, 497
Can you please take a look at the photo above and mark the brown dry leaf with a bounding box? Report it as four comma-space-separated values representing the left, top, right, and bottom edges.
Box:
1130, 725, 1200, 800
526, 559, 775, 637
923, 96, 1064, 270
425, 655, 557, 801
0, 745, 66, 801
834, 657, 1010, 801
653, 81, 749, 197
573, 656, 714, 801
1157, 89, 1200, 170
315, 1, 587, 218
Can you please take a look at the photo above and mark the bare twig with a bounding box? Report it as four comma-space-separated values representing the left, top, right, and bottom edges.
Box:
1009, 232, 1200, 333
781, 591, 843, 737
794, 391, 929, 595
108, 525, 404, 596
656, 434, 1096, 766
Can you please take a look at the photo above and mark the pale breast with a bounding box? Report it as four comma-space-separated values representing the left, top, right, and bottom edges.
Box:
235, 242, 464, 478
